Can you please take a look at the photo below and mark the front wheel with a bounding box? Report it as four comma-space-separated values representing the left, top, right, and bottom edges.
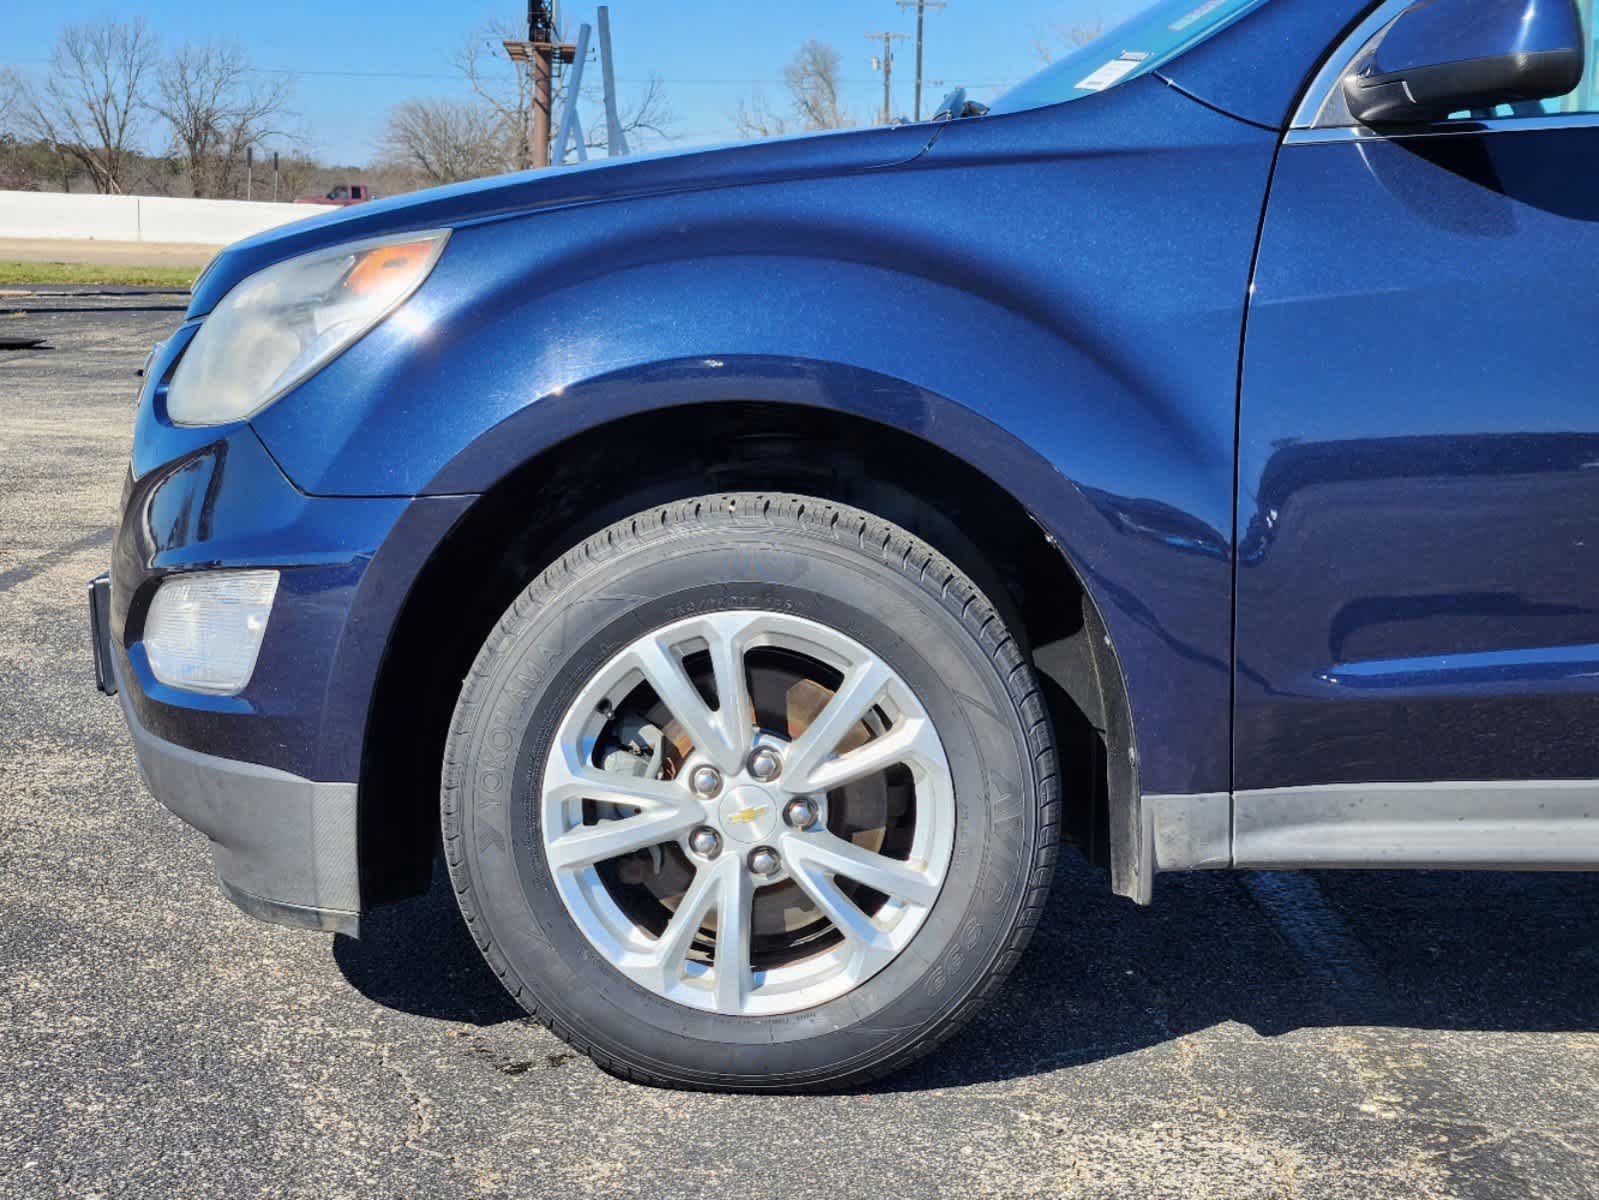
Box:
442, 494, 1059, 1090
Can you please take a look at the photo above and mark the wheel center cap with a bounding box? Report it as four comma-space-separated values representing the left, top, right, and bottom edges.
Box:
717, 784, 779, 843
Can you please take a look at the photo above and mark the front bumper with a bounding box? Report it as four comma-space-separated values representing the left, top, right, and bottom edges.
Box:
95, 420, 474, 932
96, 415, 411, 936
98, 314, 477, 935
99, 609, 361, 934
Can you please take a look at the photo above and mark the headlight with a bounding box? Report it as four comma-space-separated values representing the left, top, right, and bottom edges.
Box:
165, 230, 449, 426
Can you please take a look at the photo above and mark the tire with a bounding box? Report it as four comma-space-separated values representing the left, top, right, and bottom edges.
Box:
441, 493, 1059, 1091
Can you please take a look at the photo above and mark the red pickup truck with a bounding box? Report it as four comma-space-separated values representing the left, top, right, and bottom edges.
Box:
295, 184, 376, 207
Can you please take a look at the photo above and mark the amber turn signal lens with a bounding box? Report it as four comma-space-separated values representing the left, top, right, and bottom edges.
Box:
345, 241, 437, 296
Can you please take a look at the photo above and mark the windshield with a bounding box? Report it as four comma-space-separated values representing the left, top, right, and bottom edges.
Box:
990, 0, 1269, 114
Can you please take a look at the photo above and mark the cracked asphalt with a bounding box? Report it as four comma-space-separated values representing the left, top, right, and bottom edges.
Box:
3, 294, 1598, 1200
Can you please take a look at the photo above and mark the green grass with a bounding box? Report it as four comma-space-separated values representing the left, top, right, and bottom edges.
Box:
0, 260, 200, 288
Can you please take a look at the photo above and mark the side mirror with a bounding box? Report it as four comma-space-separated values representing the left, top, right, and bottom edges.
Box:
1344, 0, 1585, 126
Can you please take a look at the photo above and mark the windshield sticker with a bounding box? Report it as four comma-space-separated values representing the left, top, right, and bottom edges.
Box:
1169, 0, 1226, 31
1074, 51, 1149, 92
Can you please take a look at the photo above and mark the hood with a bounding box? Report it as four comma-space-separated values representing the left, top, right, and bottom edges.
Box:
189, 122, 939, 317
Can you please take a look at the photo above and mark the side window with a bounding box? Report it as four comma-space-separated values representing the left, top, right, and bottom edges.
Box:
330, 186, 349, 200
1448, 1, 1598, 119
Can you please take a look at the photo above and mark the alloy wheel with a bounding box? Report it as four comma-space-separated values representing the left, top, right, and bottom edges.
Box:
539, 610, 956, 1016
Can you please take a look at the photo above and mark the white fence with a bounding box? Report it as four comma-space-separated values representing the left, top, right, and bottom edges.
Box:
0, 190, 322, 246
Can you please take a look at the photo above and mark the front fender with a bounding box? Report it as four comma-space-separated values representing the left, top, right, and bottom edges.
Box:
257, 78, 1270, 805
305, 341, 1229, 807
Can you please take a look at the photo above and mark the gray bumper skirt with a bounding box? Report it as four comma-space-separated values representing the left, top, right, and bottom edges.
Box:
116, 669, 361, 936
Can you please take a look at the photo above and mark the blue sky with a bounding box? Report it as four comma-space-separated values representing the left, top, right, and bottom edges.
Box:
5, 1, 1144, 165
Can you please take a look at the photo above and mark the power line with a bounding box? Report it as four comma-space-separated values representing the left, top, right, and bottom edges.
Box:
0, 57, 1019, 89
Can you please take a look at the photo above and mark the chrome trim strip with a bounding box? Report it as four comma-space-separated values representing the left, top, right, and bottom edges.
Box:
1282, 125, 1384, 145
1285, 113, 1599, 145
1289, 0, 1413, 130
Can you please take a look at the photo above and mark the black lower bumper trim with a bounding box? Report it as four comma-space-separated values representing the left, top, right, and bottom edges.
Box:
217, 874, 360, 936
89, 574, 116, 695
110, 657, 362, 935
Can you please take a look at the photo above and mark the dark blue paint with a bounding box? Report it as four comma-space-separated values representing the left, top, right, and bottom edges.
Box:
113, 0, 1599, 830
1236, 121, 1599, 788
1159, 0, 1376, 128
1371, 0, 1580, 76
187, 123, 940, 319
110, 408, 417, 775
236, 75, 1277, 795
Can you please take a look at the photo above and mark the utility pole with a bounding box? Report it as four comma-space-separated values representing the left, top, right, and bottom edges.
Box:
504, 1, 577, 169
865, 31, 909, 125
896, 0, 945, 122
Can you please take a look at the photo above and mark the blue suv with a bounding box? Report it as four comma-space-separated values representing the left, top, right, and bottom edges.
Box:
91, 0, 1599, 1090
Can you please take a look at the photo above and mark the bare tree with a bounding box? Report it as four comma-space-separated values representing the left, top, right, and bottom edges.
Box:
456, 20, 539, 171
786, 41, 852, 130
1034, 19, 1104, 64
569, 74, 673, 160
17, 19, 158, 193
734, 88, 789, 139
0, 68, 30, 190
0, 68, 19, 135
380, 98, 509, 185
735, 41, 853, 139
154, 43, 294, 198
267, 149, 334, 205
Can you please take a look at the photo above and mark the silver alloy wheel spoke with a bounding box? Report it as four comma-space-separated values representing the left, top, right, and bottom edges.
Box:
541, 609, 956, 1016
704, 614, 757, 767
784, 859, 898, 968
625, 613, 757, 774
798, 715, 944, 795
544, 746, 696, 813
545, 808, 702, 872
628, 636, 735, 772
638, 856, 724, 992
542, 745, 702, 871
782, 657, 893, 789
713, 859, 755, 1012
785, 830, 943, 908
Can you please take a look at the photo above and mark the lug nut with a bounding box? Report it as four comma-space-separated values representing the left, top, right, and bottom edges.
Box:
747, 846, 781, 876
783, 797, 818, 829
689, 765, 723, 798
688, 827, 723, 859
747, 746, 782, 782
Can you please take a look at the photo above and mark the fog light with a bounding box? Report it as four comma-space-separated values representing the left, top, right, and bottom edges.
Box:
143, 570, 279, 695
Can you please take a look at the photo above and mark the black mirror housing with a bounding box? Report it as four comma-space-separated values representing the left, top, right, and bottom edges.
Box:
1345, 0, 1585, 126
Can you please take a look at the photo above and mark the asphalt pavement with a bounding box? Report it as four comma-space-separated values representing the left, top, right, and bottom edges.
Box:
2, 293, 1597, 1199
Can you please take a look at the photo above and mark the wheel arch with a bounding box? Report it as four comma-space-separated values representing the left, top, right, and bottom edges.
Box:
351, 392, 1151, 910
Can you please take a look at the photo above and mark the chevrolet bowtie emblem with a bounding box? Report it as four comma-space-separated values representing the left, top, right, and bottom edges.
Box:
726, 804, 767, 825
